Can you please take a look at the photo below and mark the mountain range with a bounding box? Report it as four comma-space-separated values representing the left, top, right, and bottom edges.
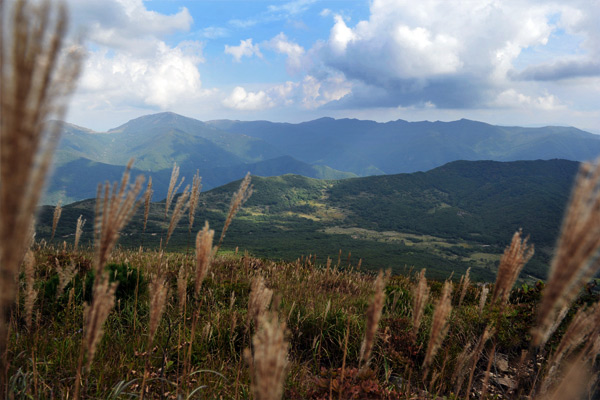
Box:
47, 111, 600, 204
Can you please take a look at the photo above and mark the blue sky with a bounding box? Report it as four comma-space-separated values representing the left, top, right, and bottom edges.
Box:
64, 0, 600, 132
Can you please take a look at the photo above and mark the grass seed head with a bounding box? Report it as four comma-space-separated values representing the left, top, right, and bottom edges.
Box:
51, 200, 62, 242
245, 311, 289, 400
359, 270, 387, 370
248, 275, 273, 327
491, 229, 533, 306
74, 214, 86, 251
143, 176, 153, 232
412, 268, 429, 342
148, 273, 169, 345
533, 160, 600, 347
194, 221, 214, 296
423, 280, 453, 370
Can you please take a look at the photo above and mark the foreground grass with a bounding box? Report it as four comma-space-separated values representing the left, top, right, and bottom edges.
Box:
6, 243, 599, 399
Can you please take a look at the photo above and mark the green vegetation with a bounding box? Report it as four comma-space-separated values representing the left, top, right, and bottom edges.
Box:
39, 159, 578, 282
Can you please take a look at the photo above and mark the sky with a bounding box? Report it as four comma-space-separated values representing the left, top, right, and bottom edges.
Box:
61, 0, 600, 132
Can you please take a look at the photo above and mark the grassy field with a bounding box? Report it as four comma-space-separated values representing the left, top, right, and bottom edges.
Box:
5, 237, 600, 399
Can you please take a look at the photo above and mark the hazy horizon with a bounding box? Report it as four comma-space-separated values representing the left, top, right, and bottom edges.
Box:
62, 0, 600, 133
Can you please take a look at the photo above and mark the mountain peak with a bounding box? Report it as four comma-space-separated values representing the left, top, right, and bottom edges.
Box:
108, 112, 206, 134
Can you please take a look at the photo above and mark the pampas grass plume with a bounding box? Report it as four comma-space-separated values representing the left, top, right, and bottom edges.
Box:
423, 280, 453, 369
216, 172, 253, 251
491, 229, 533, 306
74, 214, 85, 251
533, 160, 600, 347
165, 184, 190, 245
245, 312, 289, 400
412, 268, 429, 342
359, 270, 387, 370
194, 221, 214, 297
51, 200, 62, 242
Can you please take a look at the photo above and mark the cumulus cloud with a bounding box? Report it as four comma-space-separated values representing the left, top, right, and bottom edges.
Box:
493, 89, 563, 110
302, 74, 352, 108
265, 33, 305, 73
225, 39, 262, 62
511, 60, 600, 81
309, 0, 599, 110
68, 0, 193, 56
223, 87, 273, 110
79, 41, 203, 109
223, 82, 300, 111
65, 0, 205, 117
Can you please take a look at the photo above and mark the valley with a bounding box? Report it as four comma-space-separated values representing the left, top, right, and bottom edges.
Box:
38, 158, 578, 282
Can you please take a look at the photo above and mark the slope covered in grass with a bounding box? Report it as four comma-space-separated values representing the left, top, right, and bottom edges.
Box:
39, 159, 578, 281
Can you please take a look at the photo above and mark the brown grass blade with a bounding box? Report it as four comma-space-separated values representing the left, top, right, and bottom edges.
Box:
491, 229, 534, 306
532, 160, 600, 347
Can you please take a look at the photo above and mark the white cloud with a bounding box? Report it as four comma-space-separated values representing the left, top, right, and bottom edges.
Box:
68, 0, 192, 56
201, 26, 230, 39
267, 0, 317, 16
494, 89, 563, 111
223, 81, 300, 111
79, 41, 203, 109
225, 39, 262, 62
265, 33, 305, 73
310, 0, 600, 110
329, 15, 355, 55
64, 0, 205, 119
302, 74, 352, 108
223, 87, 274, 110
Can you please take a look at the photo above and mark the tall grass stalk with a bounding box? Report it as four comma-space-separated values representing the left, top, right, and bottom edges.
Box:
188, 170, 202, 233
245, 312, 289, 400
74, 215, 85, 252
491, 230, 534, 306
0, 0, 81, 391
50, 200, 62, 242
532, 160, 600, 347
216, 172, 253, 252
165, 184, 190, 246
423, 281, 452, 371
185, 223, 215, 377
412, 269, 429, 342
359, 271, 386, 371
165, 162, 183, 220
93, 159, 144, 275
142, 176, 153, 236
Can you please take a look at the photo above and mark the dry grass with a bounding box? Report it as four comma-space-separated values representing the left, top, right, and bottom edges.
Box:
0, 0, 81, 390
74, 214, 85, 251
51, 200, 62, 242
423, 280, 452, 370
165, 184, 190, 245
245, 311, 289, 400
533, 159, 600, 347
142, 176, 153, 233
359, 270, 386, 371
216, 172, 253, 251
93, 159, 144, 274
165, 162, 183, 220
188, 169, 202, 232
491, 229, 534, 306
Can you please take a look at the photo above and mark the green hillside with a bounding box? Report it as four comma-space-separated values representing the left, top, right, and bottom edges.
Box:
38, 159, 579, 282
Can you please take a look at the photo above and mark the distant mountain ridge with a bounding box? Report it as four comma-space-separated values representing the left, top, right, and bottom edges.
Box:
46, 112, 600, 204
